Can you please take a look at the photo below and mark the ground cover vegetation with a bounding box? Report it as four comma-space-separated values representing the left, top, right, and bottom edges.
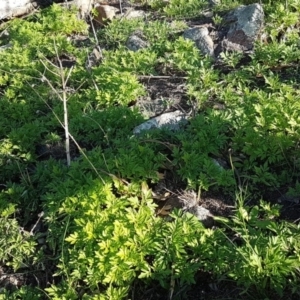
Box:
0, 0, 300, 299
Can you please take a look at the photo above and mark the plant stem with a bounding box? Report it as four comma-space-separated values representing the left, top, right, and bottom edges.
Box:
62, 84, 71, 167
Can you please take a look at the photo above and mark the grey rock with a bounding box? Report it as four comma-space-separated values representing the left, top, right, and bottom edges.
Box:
184, 27, 214, 58
184, 27, 208, 42
203, 11, 214, 18
225, 3, 264, 50
85, 46, 103, 70
196, 33, 215, 58
126, 34, 149, 51
133, 110, 188, 134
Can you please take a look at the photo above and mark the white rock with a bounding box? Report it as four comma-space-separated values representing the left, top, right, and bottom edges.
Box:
74, 0, 93, 18
124, 9, 146, 20
0, 0, 36, 19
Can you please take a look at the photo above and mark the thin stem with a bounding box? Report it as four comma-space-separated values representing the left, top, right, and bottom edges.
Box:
53, 40, 72, 166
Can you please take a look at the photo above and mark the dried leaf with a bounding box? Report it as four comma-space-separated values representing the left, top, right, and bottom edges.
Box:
157, 205, 172, 215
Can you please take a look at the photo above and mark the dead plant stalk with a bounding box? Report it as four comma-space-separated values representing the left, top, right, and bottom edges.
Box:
39, 41, 73, 166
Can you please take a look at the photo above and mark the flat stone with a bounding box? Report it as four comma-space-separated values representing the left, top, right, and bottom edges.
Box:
133, 110, 188, 134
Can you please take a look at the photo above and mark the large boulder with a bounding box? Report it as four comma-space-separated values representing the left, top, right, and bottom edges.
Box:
225, 3, 264, 50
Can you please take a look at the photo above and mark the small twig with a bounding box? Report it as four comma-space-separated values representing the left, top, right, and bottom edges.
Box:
32, 272, 40, 287
88, 1, 103, 61
140, 138, 176, 151
53, 40, 72, 166
119, 0, 123, 15
89, 10, 100, 47
40, 55, 62, 77
169, 268, 175, 300
88, 12, 103, 91
84, 115, 110, 145
29, 211, 44, 236
293, 217, 300, 224
39, 61, 62, 100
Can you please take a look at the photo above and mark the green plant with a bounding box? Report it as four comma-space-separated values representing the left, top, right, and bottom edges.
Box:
225, 195, 300, 296
286, 181, 300, 198
102, 47, 157, 75
163, 0, 208, 17
212, 13, 223, 26
86, 66, 145, 107
45, 181, 156, 298
99, 18, 142, 48
172, 112, 236, 191
0, 287, 43, 300
163, 37, 205, 72
45, 179, 228, 299
1, 0, 300, 298
220, 51, 243, 68
0, 215, 36, 271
